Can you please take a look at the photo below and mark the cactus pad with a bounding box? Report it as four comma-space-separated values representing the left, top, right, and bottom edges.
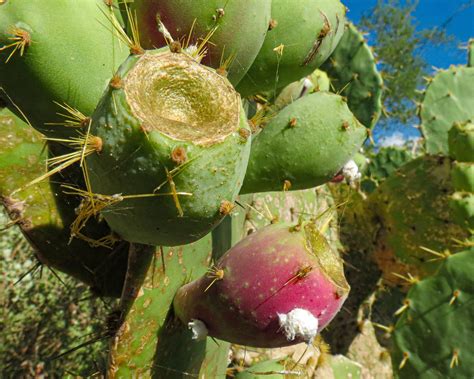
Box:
236, 0, 346, 97
0, 0, 127, 138
241, 92, 366, 194
86, 49, 251, 246
448, 122, 474, 162
132, 0, 271, 86
321, 23, 383, 129
392, 250, 474, 378
420, 66, 474, 155
370, 155, 469, 275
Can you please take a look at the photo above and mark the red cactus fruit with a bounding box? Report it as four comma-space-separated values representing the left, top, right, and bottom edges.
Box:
173, 222, 350, 348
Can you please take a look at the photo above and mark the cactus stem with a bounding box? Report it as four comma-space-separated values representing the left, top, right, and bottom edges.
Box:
450, 349, 460, 368
399, 352, 410, 369
0, 26, 31, 63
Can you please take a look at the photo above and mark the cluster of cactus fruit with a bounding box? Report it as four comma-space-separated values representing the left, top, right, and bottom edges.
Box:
0, 1, 472, 378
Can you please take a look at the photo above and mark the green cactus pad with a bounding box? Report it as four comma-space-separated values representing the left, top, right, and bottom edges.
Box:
330, 355, 362, 379
236, 0, 346, 97
0, 110, 129, 297
365, 147, 413, 184
420, 67, 474, 155
0, 0, 128, 138
108, 236, 229, 378
86, 49, 251, 246
449, 192, 474, 229
132, 0, 271, 86
392, 250, 474, 378
240, 92, 366, 194
448, 122, 474, 162
451, 162, 474, 192
321, 23, 383, 129
369, 155, 469, 275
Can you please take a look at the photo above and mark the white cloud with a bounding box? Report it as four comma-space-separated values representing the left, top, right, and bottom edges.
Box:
378, 132, 417, 148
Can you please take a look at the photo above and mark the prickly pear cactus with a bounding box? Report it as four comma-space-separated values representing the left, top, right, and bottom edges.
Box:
236, 0, 347, 97
85, 48, 251, 246
321, 23, 383, 129
392, 250, 474, 378
0, 0, 128, 138
10, 1, 468, 378
131, 0, 272, 86
369, 155, 469, 278
419, 66, 474, 155
241, 92, 366, 194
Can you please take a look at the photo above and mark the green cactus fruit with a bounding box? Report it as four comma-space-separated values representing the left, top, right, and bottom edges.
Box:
468, 38, 473, 67
173, 222, 349, 348
321, 23, 384, 129
420, 66, 474, 155
369, 155, 469, 276
85, 48, 251, 246
0, 110, 129, 297
236, 0, 346, 97
240, 92, 366, 194
108, 235, 230, 378
449, 192, 474, 229
392, 250, 474, 378
131, 0, 271, 86
0, 0, 128, 138
234, 359, 287, 378
448, 122, 474, 162
451, 162, 474, 192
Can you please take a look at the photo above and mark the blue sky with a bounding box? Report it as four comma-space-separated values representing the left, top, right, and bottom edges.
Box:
345, 0, 474, 68
343, 1, 474, 144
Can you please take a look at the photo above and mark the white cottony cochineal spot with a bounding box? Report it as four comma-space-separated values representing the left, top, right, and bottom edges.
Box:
188, 319, 208, 341
342, 159, 361, 185
278, 308, 319, 344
